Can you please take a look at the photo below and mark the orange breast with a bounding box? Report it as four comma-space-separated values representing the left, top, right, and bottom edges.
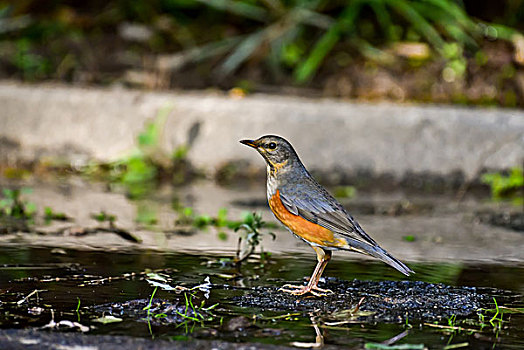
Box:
269, 190, 346, 248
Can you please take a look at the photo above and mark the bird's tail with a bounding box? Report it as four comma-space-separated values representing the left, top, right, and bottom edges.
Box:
370, 246, 414, 276
343, 239, 414, 276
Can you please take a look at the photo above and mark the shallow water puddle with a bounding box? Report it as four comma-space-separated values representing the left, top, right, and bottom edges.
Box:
1, 247, 523, 349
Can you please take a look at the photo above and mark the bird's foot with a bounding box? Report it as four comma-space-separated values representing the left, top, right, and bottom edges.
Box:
279, 284, 333, 297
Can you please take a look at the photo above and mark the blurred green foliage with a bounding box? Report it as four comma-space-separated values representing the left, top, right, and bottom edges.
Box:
334, 185, 357, 199
233, 211, 276, 264
0, 188, 36, 220
116, 106, 168, 197
12, 38, 50, 80
173, 206, 276, 264
81, 106, 195, 198
135, 202, 159, 226
1, 0, 522, 85
403, 235, 416, 242
0, 187, 72, 226
481, 167, 524, 205
43, 206, 68, 223
175, 206, 276, 231
91, 210, 117, 225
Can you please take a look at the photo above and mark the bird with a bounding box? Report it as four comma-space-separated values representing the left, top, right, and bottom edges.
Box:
240, 135, 413, 296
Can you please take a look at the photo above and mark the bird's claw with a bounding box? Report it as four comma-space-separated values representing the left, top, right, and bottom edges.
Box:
279, 284, 333, 297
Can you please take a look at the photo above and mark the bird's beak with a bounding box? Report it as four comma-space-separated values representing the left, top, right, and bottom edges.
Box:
240, 139, 257, 148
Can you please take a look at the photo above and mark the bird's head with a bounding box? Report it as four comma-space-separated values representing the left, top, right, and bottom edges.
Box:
240, 135, 300, 171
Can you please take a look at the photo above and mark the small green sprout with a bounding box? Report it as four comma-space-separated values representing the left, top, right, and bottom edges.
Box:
91, 211, 117, 226
76, 297, 81, 313
234, 212, 276, 265
75, 297, 81, 322
334, 186, 357, 199
482, 167, 523, 205
0, 188, 36, 220
44, 207, 69, 223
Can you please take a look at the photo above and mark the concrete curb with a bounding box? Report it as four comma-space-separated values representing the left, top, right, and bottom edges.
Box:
1, 82, 523, 179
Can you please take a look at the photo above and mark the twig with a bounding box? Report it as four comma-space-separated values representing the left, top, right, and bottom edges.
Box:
354, 296, 366, 312
423, 322, 478, 333
382, 329, 410, 346
17, 289, 46, 305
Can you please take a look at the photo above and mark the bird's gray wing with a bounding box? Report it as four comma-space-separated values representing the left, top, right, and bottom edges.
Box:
279, 182, 414, 276
279, 183, 378, 246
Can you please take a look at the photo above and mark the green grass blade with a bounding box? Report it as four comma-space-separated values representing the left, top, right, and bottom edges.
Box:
182, 36, 244, 63
386, 0, 445, 53
192, 0, 269, 22
293, 8, 334, 30
484, 23, 520, 41
369, 0, 395, 40
294, 27, 338, 83
268, 25, 302, 73
422, 0, 477, 31
158, 36, 243, 72
350, 37, 395, 64
294, 1, 362, 83
409, 3, 476, 48
219, 29, 267, 76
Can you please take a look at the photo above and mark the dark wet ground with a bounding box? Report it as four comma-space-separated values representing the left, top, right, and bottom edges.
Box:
1, 177, 523, 348
234, 279, 512, 322
1, 247, 523, 349
0, 328, 301, 350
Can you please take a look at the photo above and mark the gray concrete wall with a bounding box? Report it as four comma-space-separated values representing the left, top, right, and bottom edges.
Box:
1, 82, 523, 179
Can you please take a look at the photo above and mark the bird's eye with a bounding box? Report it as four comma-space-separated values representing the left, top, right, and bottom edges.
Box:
267, 142, 277, 150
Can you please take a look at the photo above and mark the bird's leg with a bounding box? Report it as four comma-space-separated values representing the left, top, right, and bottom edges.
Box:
280, 247, 333, 296
306, 248, 333, 295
